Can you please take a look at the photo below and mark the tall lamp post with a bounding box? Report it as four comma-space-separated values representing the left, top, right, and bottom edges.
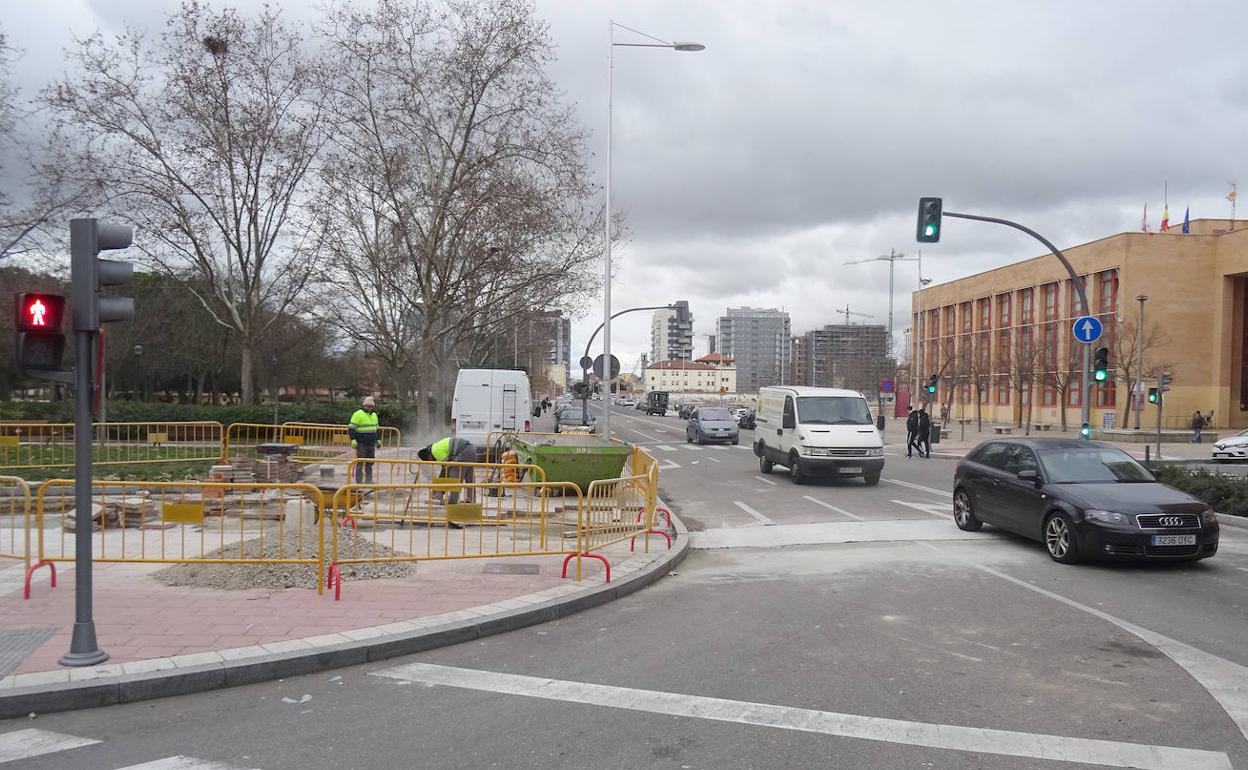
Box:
844, 249, 918, 354
603, 21, 703, 441
1135, 295, 1148, 430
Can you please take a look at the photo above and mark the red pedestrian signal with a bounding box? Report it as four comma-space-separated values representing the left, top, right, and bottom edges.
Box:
16, 293, 65, 331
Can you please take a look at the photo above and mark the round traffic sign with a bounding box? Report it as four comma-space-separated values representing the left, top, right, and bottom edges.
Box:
879, 377, 895, 393
578, 355, 594, 371
1072, 315, 1103, 344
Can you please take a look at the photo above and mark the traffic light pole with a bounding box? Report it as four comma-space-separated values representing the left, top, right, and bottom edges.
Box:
943, 212, 1093, 438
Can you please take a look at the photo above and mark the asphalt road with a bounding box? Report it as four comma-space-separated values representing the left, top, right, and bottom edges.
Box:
6, 402, 1248, 769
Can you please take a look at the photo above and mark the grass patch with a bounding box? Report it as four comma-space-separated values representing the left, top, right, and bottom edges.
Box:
1151, 464, 1248, 516
14, 459, 218, 483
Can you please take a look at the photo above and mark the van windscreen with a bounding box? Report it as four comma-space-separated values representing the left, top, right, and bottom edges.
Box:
796, 397, 873, 425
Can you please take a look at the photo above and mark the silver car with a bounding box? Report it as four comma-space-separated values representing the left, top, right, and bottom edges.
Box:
687, 406, 740, 445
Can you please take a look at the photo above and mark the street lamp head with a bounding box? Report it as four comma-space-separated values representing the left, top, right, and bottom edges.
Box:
672, 42, 705, 51
1136, 294, 1149, 302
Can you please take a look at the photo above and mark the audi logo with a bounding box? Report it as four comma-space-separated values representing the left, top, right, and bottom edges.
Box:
1158, 516, 1185, 527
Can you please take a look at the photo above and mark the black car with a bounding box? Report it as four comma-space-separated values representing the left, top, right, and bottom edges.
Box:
738, 410, 756, 430
953, 438, 1218, 563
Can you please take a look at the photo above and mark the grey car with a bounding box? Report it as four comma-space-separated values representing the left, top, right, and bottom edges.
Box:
555, 405, 596, 433
687, 406, 739, 445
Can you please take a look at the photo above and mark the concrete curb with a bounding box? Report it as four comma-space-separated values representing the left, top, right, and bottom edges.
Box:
1216, 513, 1248, 531
0, 506, 691, 719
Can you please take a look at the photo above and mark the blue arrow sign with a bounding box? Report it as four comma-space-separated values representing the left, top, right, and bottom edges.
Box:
1072, 315, 1103, 344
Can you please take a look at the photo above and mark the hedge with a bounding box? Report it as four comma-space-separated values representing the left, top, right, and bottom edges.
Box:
1151, 464, 1248, 517
0, 400, 407, 428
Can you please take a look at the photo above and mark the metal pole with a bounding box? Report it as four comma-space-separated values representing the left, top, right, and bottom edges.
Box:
1156, 381, 1163, 459
886, 249, 895, 344
602, 20, 614, 442
62, 328, 107, 666
943, 211, 1094, 437
916, 249, 924, 404
1134, 296, 1147, 431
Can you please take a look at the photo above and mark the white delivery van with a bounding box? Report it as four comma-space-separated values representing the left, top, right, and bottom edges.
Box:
753, 386, 885, 485
451, 369, 533, 459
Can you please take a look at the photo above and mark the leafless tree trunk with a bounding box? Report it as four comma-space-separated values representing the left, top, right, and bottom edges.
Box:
1112, 318, 1172, 428
45, 4, 328, 402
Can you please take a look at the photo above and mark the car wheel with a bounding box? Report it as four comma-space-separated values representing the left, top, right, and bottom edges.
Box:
733, 437, 739, 445
789, 454, 806, 485
953, 488, 982, 531
1044, 512, 1080, 564
759, 451, 773, 474
863, 470, 881, 486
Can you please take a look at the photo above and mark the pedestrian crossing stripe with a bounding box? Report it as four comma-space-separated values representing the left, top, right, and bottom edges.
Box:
656, 445, 678, 452
0, 729, 99, 764
116, 757, 254, 769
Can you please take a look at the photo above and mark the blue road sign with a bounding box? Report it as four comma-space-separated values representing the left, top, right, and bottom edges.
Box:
1072, 315, 1103, 344
879, 378, 895, 393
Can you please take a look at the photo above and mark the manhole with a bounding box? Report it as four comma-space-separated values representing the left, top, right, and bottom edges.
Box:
0, 628, 56, 678
482, 563, 540, 575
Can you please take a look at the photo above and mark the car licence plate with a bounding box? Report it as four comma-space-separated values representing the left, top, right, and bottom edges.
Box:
838, 466, 861, 474
1152, 535, 1196, 546
461, 421, 486, 431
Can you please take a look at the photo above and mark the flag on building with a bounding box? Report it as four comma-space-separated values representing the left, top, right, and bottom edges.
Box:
1182, 205, 1190, 234
1141, 204, 1149, 232
1160, 207, 1170, 231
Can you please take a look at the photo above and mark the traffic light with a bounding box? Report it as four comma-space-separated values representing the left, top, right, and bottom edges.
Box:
571, 381, 588, 398
14, 293, 67, 371
71, 219, 135, 332
1147, 387, 1159, 404
1080, 422, 1092, 438
1092, 347, 1110, 382
916, 197, 943, 243
1157, 371, 1172, 394
927, 374, 938, 394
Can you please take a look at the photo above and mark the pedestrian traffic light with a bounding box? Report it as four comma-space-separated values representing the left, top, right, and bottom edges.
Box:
916, 197, 943, 243
1092, 347, 1110, 382
927, 374, 938, 394
71, 219, 135, 332
13, 293, 67, 371
1080, 422, 1092, 438
1147, 387, 1159, 404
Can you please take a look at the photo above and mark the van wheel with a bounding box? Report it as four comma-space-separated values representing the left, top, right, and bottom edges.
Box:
864, 470, 880, 486
759, 453, 773, 474
789, 454, 807, 485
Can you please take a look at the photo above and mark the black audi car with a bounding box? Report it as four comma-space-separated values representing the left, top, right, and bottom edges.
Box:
953, 438, 1218, 564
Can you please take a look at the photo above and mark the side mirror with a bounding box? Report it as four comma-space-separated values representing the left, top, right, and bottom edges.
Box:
1017, 469, 1041, 485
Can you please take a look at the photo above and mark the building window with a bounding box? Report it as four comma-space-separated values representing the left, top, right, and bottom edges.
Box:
1020, 380, 1031, 406
1042, 282, 1059, 321
978, 298, 990, 330
1096, 382, 1116, 407
1020, 288, 1034, 325
997, 293, 1011, 329
960, 302, 973, 334
1042, 384, 1056, 406
996, 377, 1010, 406
1067, 384, 1081, 407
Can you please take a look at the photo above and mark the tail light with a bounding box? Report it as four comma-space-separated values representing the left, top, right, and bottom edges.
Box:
451, 418, 457, 436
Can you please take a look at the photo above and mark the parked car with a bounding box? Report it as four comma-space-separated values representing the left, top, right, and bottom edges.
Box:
953, 438, 1219, 564
687, 406, 740, 445
1212, 429, 1248, 462
555, 404, 596, 433
634, 400, 647, 411
677, 404, 699, 420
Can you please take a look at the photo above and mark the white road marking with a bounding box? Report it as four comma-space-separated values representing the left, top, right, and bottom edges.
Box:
656, 445, 678, 452
116, 758, 255, 769
884, 478, 950, 497
372, 663, 1230, 770
657, 460, 682, 470
892, 500, 952, 519
692, 520, 986, 549
733, 501, 774, 525
705, 456, 721, 463
628, 428, 664, 442
802, 496, 866, 521
754, 475, 778, 486
685, 445, 702, 451
0, 729, 100, 764
733, 445, 752, 451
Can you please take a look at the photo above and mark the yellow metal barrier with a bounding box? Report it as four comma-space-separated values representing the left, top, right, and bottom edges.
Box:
347, 457, 547, 486
0, 476, 31, 573
0, 421, 225, 471
34, 480, 326, 593
326, 479, 583, 599
281, 422, 401, 464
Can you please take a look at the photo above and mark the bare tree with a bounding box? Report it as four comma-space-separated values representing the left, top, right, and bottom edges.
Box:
962, 333, 994, 431
1007, 328, 1043, 435
45, 3, 329, 402
1111, 318, 1172, 428
316, 0, 602, 428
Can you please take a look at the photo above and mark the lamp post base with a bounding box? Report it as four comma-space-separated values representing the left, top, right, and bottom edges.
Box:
60, 623, 109, 667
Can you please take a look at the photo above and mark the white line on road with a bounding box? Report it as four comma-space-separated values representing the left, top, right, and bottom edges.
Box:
628, 428, 664, 442
116, 757, 256, 769
883, 478, 950, 498
802, 496, 866, 520
705, 456, 721, 463
656, 445, 678, 452
657, 460, 682, 470
685, 445, 702, 451
754, 475, 778, 486
372, 663, 1231, 770
734, 445, 752, 451
733, 501, 774, 525
0, 729, 100, 764
892, 500, 952, 519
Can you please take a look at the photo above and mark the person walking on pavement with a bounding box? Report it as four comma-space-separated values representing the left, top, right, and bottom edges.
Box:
348, 396, 380, 483
905, 406, 919, 458
916, 405, 932, 459
1191, 410, 1206, 443
417, 437, 479, 503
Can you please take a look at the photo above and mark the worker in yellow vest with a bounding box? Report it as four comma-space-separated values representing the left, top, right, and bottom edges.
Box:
348, 396, 380, 483
417, 437, 477, 502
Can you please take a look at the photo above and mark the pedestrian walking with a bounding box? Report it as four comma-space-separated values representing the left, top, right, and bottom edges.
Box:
417, 437, 479, 503
348, 396, 380, 483
905, 406, 919, 458
917, 406, 932, 458
1191, 411, 1206, 443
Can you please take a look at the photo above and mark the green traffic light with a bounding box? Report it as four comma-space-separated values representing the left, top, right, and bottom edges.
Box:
1094, 370, 1108, 382
924, 224, 937, 237
927, 385, 936, 394
1080, 424, 1091, 438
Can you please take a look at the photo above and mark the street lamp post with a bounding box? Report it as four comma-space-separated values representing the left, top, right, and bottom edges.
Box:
1135, 295, 1148, 431
603, 21, 703, 441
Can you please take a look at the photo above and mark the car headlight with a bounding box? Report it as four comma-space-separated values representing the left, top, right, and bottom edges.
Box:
1085, 509, 1130, 525
866, 447, 884, 457
1201, 508, 1219, 525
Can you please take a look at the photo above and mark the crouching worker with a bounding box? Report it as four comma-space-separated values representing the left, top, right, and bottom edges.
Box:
417, 437, 478, 503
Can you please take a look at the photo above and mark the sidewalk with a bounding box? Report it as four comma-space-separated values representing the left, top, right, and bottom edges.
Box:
0, 512, 688, 718
880, 418, 1221, 461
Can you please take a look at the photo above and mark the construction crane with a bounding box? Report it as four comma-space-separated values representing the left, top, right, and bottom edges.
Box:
836, 305, 874, 325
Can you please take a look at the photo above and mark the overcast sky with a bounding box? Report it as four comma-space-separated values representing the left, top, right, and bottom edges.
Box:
5, 0, 1247, 373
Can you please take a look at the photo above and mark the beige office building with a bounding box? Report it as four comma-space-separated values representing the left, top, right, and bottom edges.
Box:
912, 219, 1248, 430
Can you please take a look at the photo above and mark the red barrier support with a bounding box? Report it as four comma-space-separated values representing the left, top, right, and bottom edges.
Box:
327, 563, 342, 601
630, 529, 672, 552
561, 552, 611, 583
23, 560, 56, 600
635, 506, 672, 529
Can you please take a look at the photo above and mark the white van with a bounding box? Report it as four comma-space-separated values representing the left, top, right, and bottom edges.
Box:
753, 386, 884, 485
451, 369, 533, 458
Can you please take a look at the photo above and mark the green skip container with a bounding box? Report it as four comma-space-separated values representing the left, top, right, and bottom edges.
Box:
510, 434, 633, 492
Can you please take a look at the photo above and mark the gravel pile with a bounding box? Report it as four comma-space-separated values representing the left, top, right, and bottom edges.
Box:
153, 526, 418, 590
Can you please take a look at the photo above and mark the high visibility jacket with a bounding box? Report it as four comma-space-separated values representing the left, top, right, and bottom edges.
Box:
349, 409, 380, 445
428, 437, 474, 461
